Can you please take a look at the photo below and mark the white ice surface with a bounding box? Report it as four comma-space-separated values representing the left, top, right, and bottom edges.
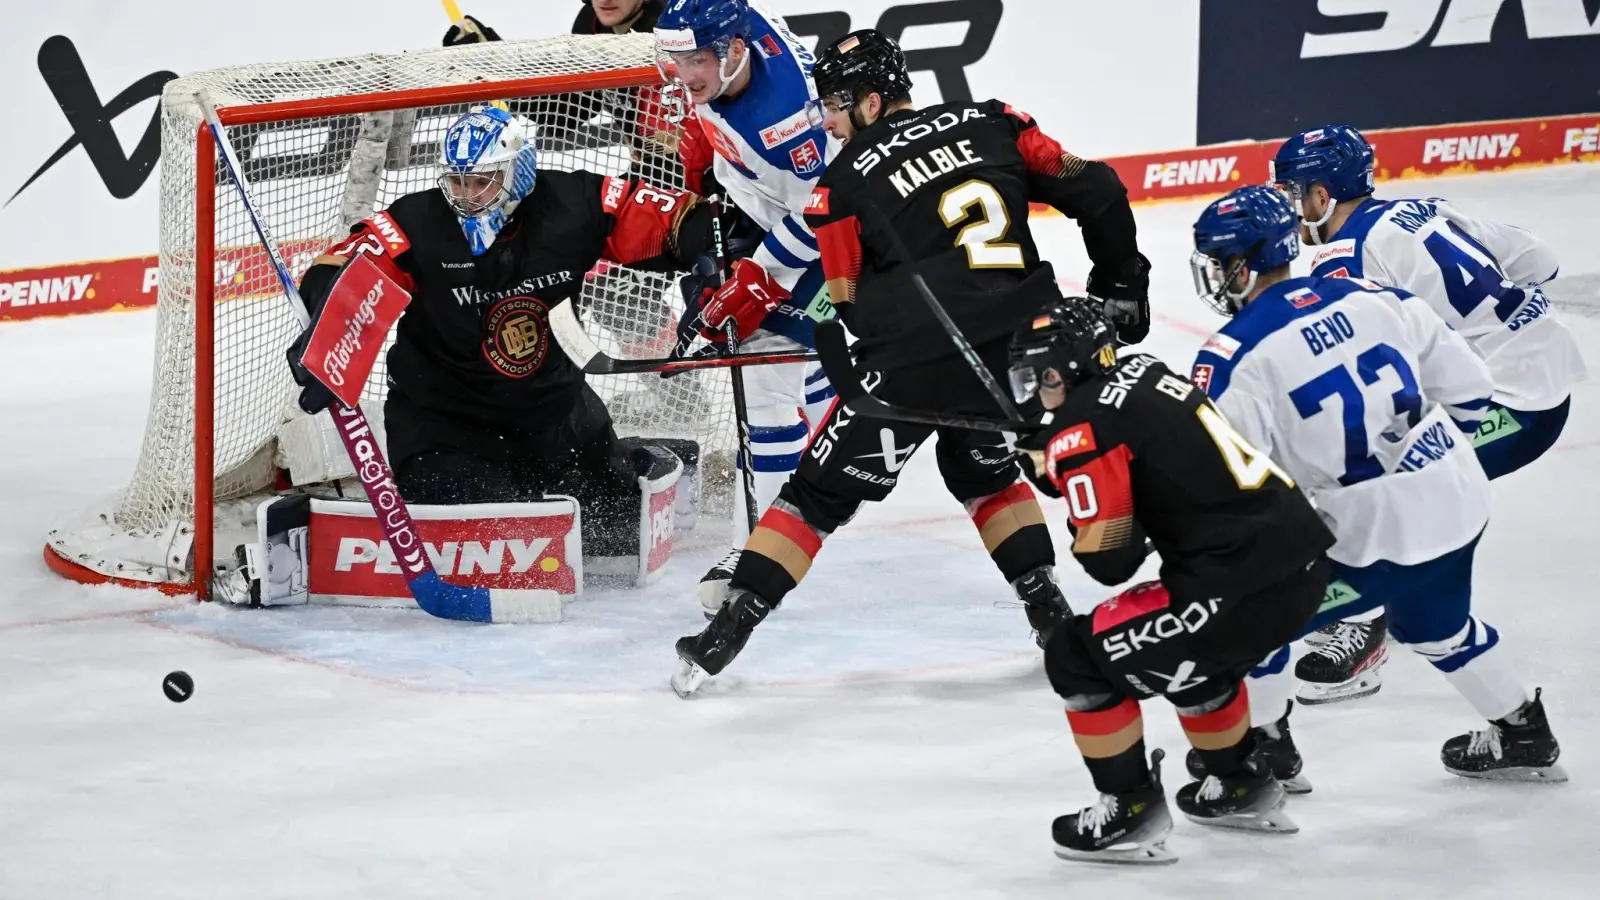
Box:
3, 164, 1599, 899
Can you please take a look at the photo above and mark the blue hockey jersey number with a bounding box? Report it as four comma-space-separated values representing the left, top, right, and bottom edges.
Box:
1421, 223, 1526, 324
1288, 342, 1422, 486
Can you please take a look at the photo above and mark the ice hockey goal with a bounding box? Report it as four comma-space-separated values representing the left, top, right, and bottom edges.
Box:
43, 33, 736, 597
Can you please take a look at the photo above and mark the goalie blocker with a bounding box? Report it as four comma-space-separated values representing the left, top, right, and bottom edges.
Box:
214, 441, 694, 618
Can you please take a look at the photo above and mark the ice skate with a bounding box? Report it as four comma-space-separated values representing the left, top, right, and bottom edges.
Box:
1186, 708, 1312, 794
1012, 565, 1072, 648
1442, 688, 1567, 783
1176, 749, 1298, 833
1296, 613, 1388, 705
1053, 749, 1177, 865
1301, 620, 1340, 649
671, 588, 773, 697
698, 548, 742, 619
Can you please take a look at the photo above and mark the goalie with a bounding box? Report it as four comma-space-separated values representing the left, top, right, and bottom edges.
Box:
287, 105, 729, 560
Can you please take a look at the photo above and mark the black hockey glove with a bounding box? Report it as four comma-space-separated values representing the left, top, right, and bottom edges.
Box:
1013, 418, 1062, 499
442, 15, 501, 46
1087, 252, 1151, 345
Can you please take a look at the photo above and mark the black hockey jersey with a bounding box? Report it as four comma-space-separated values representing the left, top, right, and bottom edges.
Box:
802, 100, 1139, 369
298, 171, 713, 433
1021, 353, 1334, 600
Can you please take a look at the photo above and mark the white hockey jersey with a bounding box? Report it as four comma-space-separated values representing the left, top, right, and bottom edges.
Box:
688, 2, 838, 293
1309, 197, 1585, 412
1192, 276, 1494, 568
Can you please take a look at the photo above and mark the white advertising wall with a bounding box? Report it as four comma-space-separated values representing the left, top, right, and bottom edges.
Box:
0, 0, 1200, 272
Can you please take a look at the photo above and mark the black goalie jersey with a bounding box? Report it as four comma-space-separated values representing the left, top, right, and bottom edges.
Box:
802, 99, 1140, 369
1023, 354, 1335, 601
297, 171, 715, 441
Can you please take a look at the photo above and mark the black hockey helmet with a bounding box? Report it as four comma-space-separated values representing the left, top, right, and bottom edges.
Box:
1007, 296, 1119, 403
813, 29, 912, 112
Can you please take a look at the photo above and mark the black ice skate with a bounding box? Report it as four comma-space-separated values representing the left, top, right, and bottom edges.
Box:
698, 548, 742, 619
1012, 566, 1072, 648
1296, 613, 1388, 705
1442, 688, 1567, 782
1185, 704, 1312, 794
671, 588, 773, 697
1053, 749, 1176, 866
1176, 748, 1298, 833
1301, 619, 1340, 649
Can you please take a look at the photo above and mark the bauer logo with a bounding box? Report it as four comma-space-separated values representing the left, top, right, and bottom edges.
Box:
1198, 1, 1600, 144
1422, 133, 1519, 165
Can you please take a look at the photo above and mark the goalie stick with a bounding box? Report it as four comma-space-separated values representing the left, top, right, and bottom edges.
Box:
546, 298, 816, 374
198, 92, 558, 624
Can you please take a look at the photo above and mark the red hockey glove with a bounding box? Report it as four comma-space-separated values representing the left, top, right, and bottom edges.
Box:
699, 258, 789, 341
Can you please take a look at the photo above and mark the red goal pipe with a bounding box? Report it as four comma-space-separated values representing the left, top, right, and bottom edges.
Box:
194, 124, 217, 600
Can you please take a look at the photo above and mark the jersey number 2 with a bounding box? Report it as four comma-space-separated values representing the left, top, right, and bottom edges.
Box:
939, 180, 1025, 269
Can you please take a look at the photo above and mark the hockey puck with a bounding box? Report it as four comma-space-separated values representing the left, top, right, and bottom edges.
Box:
163, 671, 194, 703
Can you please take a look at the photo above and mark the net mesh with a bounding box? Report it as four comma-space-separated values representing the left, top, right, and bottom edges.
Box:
51, 34, 736, 586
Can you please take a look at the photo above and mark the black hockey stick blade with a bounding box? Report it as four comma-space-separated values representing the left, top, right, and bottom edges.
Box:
548, 298, 816, 374
814, 320, 1033, 434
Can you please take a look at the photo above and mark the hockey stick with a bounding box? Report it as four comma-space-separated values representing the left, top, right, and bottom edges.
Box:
546, 297, 816, 374
198, 92, 557, 624
814, 320, 1035, 434
706, 209, 763, 536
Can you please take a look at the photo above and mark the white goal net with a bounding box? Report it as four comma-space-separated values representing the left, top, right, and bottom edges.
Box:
44, 33, 737, 593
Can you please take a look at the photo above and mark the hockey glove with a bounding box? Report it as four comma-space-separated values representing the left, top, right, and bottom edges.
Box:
1088, 253, 1152, 345
698, 258, 789, 342
442, 15, 501, 46
286, 328, 339, 415
1013, 419, 1063, 499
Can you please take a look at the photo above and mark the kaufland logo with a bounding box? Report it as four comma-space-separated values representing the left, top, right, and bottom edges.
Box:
1422, 133, 1519, 164
1144, 156, 1239, 190
335, 537, 559, 576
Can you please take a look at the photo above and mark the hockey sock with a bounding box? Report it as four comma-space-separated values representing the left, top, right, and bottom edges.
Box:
1066, 696, 1151, 794
733, 497, 829, 606
731, 417, 809, 545
1246, 645, 1294, 729
1400, 616, 1528, 721
1177, 684, 1254, 777
801, 365, 836, 436
966, 482, 1054, 581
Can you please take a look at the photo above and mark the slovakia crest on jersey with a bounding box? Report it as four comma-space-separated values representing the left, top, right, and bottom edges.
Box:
790, 139, 822, 174
1286, 287, 1321, 309
1191, 363, 1214, 393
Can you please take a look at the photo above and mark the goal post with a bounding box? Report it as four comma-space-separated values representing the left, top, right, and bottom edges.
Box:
44, 34, 737, 598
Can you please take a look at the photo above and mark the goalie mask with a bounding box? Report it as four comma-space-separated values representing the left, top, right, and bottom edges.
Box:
438, 105, 538, 256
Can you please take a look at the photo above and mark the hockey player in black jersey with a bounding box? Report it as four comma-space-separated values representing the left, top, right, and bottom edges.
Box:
670, 30, 1149, 696
287, 105, 725, 557
1010, 299, 1335, 864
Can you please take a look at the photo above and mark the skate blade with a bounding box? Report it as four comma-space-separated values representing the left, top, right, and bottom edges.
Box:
1279, 773, 1313, 795
670, 659, 710, 698
1054, 841, 1177, 866
1447, 762, 1569, 784
1184, 801, 1298, 834
1296, 673, 1383, 706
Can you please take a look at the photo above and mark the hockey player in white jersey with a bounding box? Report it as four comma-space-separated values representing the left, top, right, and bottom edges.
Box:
1270, 124, 1586, 703
1189, 185, 1565, 782
654, 0, 839, 608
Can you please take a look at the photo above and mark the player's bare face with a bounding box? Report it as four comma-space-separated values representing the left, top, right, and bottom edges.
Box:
441, 171, 505, 216
669, 48, 731, 104
593, 0, 645, 28
820, 97, 856, 143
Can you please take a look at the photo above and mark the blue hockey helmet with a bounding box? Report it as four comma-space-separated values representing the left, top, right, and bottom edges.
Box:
437, 105, 538, 256
1191, 185, 1301, 316
1270, 124, 1375, 243
654, 0, 752, 102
